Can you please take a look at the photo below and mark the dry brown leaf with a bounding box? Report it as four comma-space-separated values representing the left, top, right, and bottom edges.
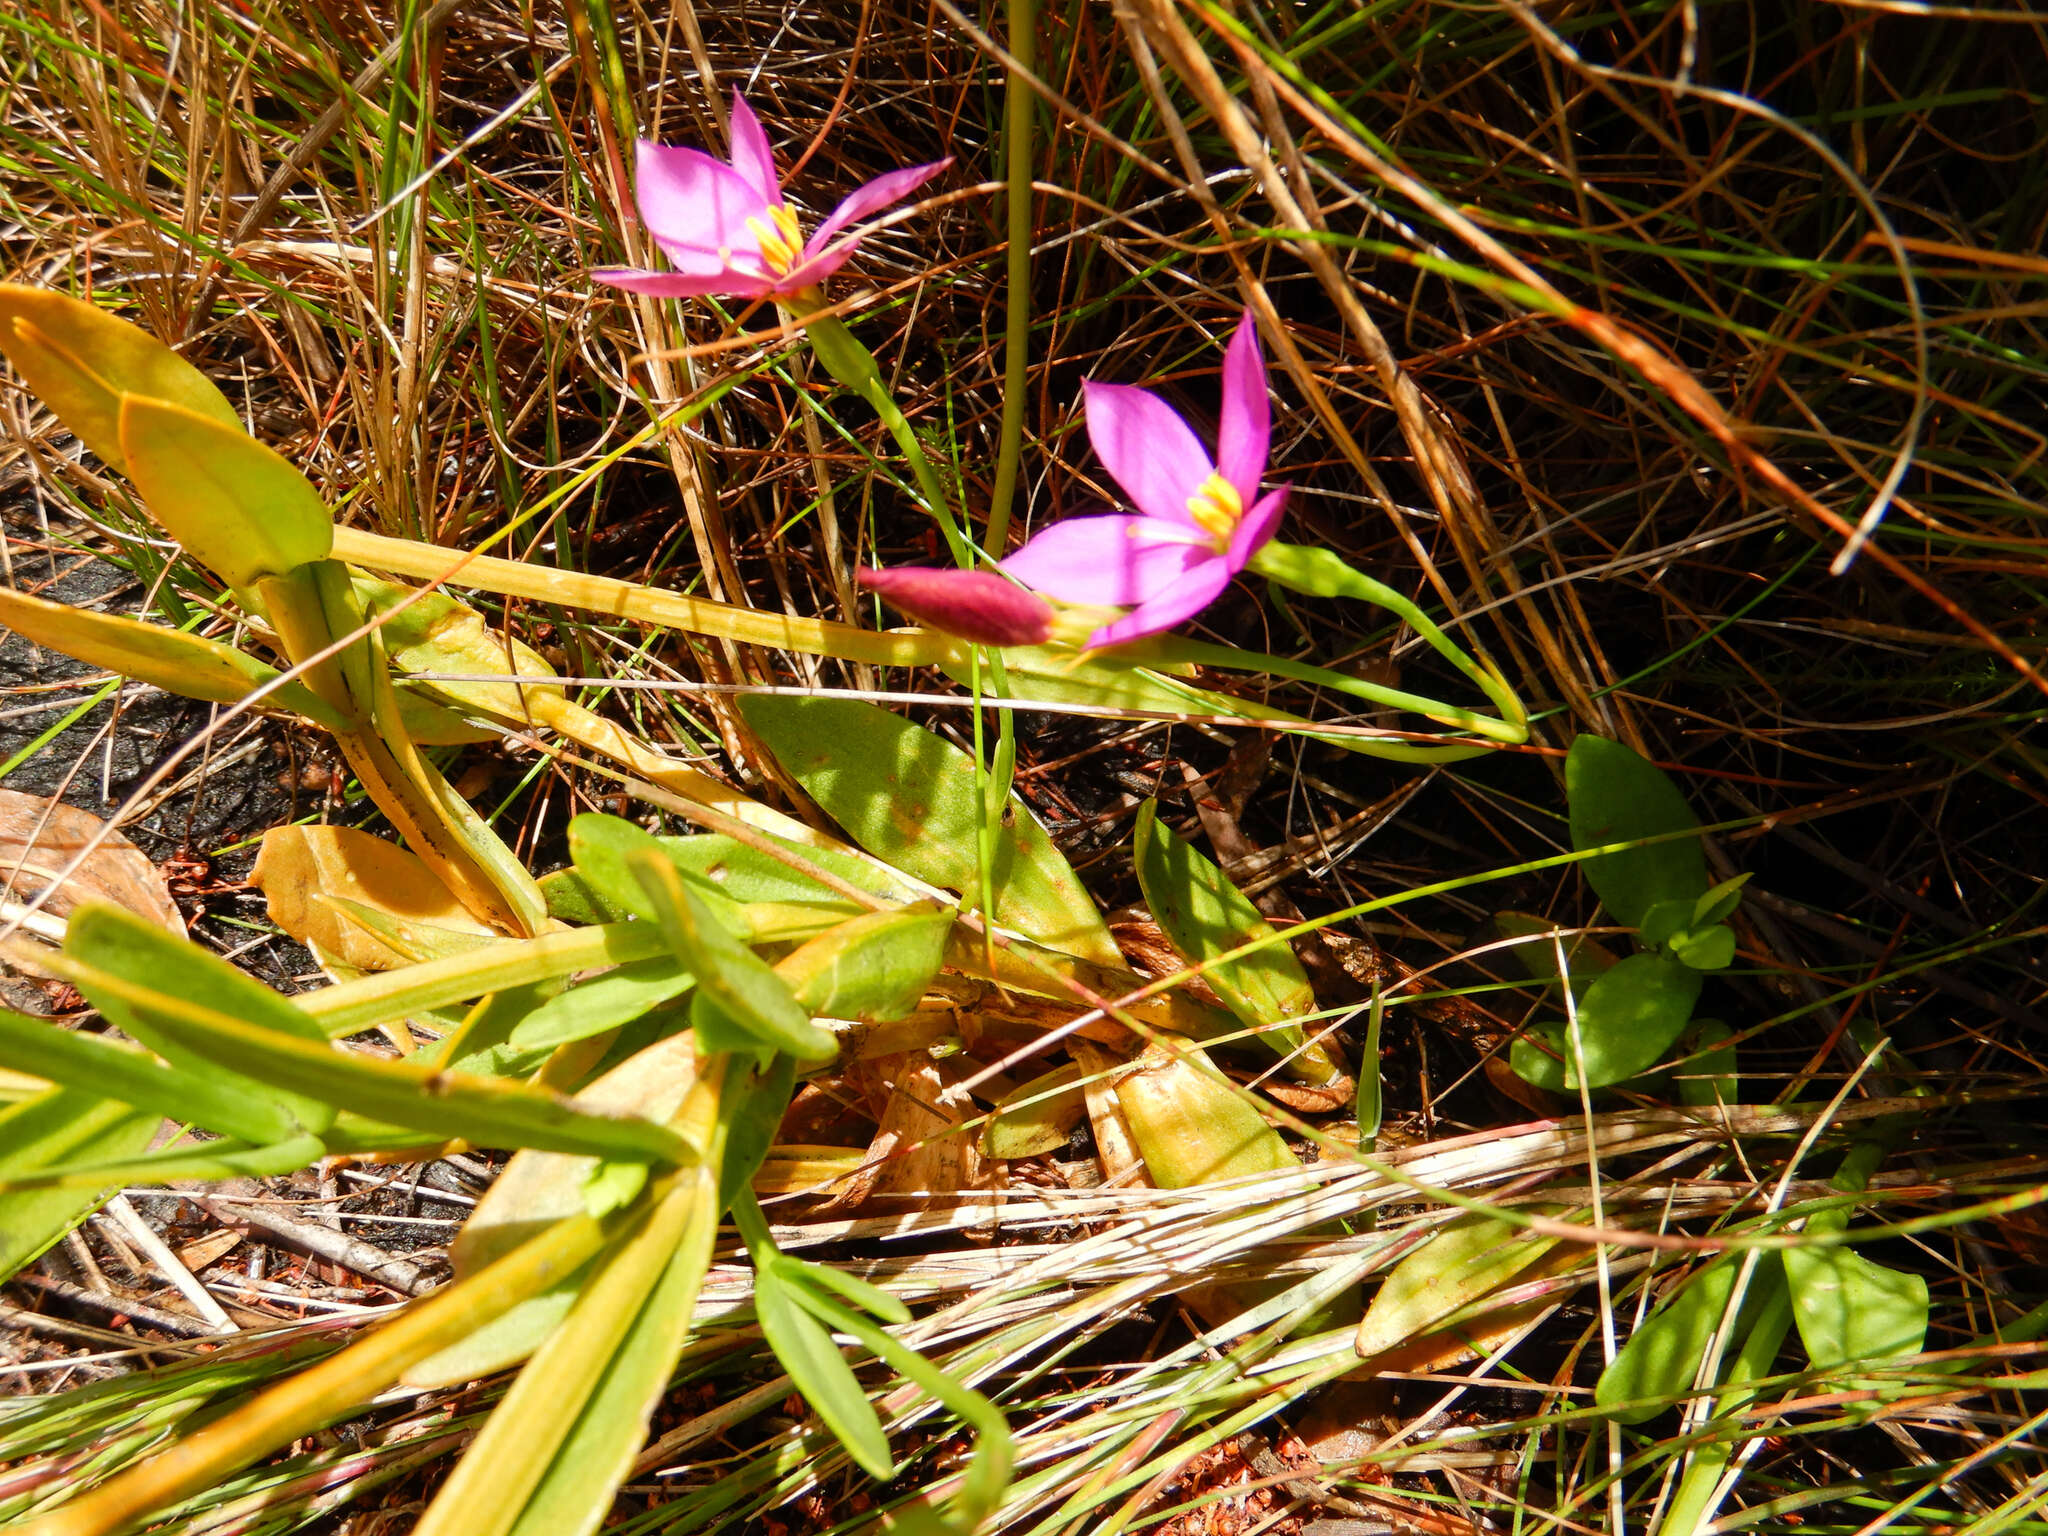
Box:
251, 823, 494, 971
0, 788, 182, 1012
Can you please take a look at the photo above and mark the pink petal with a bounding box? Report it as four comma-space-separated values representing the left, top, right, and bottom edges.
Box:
775, 242, 861, 293
805, 158, 953, 257
1085, 558, 1236, 648
631, 139, 772, 263
1215, 311, 1270, 503
726, 92, 781, 204
1002, 514, 1211, 607
594, 266, 779, 299
1082, 380, 1215, 527
857, 566, 1051, 646
1225, 484, 1289, 571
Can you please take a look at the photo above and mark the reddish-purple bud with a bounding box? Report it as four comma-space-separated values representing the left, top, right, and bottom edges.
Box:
856, 566, 1053, 646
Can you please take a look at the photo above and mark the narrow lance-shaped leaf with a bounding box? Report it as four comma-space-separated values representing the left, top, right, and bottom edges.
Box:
0, 1087, 160, 1279
1133, 800, 1314, 1061
59, 902, 338, 1135
499, 1167, 722, 1536
61, 908, 690, 1163
738, 693, 1120, 967
509, 958, 697, 1052
0, 1006, 299, 1146
0, 585, 348, 730
629, 850, 835, 1063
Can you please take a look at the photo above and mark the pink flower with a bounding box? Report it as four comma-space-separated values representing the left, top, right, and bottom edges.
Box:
857, 566, 1052, 646
596, 93, 951, 300
1004, 311, 1287, 648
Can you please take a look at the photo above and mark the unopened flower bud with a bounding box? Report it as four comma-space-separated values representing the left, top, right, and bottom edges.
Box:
856, 566, 1053, 647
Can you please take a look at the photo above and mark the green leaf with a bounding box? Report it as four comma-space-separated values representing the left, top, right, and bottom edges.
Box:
688, 996, 772, 1067
661, 832, 902, 909
1596, 1254, 1784, 1424
61, 929, 693, 1163
0, 285, 240, 474
715, 1055, 798, 1212
402, 1280, 586, 1392
567, 814, 744, 934
981, 1063, 1087, 1159
629, 851, 834, 1063
0, 1087, 160, 1279
1132, 801, 1312, 1056
407, 1036, 700, 1391
508, 958, 696, 1051
1672, 923, 1738, 971
1356, 1212, 1564, 1359
1566, 735, 1709, 926
117, 395, 333, 589
1112, 1043, 1298, 1189
737, 694, 1119, 966
506, 1177, 720, 1536
1784, 1242, 1929, 1374
786, 1256, 913, 1327
539, 867, 633, 926
1693, 873, 1750, 929
0, 585, 348, 730
774, 904, 953, 1023
417, 1168, 712, 1536
1356, 988, 1385, 1150
0, 1006, 298, 1146
0, 1134, 330, 1194
1637, 898, 1696, 950
1509, 952, 1702, 1091
757, 1258, 896, 1481
59, 902, 337, 1135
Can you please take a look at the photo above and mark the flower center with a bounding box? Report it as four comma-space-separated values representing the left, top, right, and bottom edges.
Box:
1185, 472, 1243, 544
744, 204, 806, 276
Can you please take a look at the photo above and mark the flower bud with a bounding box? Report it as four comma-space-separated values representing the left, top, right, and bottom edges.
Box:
856, 566, 1052, 646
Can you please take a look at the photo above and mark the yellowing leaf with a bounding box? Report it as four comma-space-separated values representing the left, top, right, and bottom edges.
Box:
1132, 801, 1313, 1056
981, 1063, 1087, 1159
0, 285, 239, 473
1112, 1043, 1297, 1189
0, 586, 347, 730
118, 394, 332, 589
1356, 1212, 1563, 1360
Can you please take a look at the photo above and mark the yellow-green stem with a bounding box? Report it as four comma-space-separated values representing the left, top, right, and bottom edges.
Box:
984, 0, 1037, 555
17, 1208, 617, 1536
331, 525, 950, 667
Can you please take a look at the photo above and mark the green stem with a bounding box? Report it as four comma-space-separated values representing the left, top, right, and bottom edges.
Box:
984, 0, 1037, 556
1247, 541, 1528, 740
797, 305, 972, 566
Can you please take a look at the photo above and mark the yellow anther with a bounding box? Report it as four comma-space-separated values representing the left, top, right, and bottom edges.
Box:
1185, 472, 1243, 542
745, 204, 806, 276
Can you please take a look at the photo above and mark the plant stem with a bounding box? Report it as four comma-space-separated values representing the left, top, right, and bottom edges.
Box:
984, 0, 1037, 556
331, 525, 950, 667
18, 1209, 618, 1536
796, 305, 973, 566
